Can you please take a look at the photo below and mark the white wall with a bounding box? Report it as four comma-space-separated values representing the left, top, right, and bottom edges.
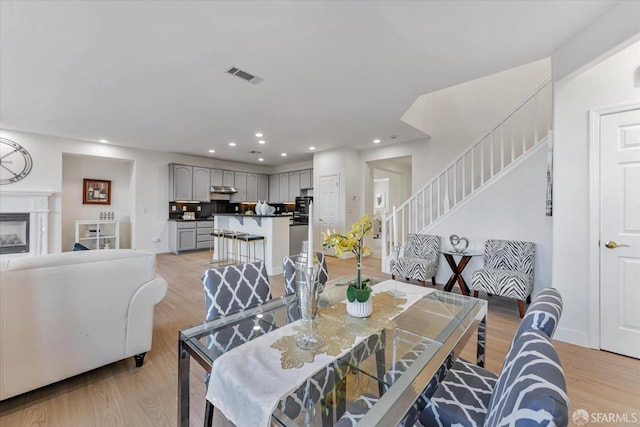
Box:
61, 154, 133, 251
552, 39, 640, 346
402, 59, 551, 189
427, 144, 552, 295
0, 129, 275, 254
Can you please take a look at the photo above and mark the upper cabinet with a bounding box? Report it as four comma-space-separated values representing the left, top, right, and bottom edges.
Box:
169, 164, 212, 202
170, 164, 193, 201
223, 170, 235, 187
192, 167, 211, 202
258, 174, 269, 202
269, 175, 279, 203
246, 173, 258, 202
288, 171, 300, 202
300, 169, 312, 189
211, 169, 223, 186
231, 172, 247, 202
279, 173, 290, 202
266, 168, 312, 202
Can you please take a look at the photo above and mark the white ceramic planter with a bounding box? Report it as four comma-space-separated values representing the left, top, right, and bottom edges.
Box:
346, 298, 373, 318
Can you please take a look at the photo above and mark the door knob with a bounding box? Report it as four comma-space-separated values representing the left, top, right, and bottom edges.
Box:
604, 240, 630, 249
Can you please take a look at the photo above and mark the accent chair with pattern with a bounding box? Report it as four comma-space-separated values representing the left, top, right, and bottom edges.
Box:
418, 288, 563, 427
391, 233, 440, 287
470, 239, 535, 317
283, 251, 329, 296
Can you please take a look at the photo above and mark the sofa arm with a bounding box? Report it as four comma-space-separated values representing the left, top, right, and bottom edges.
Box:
125, 275, 168, 357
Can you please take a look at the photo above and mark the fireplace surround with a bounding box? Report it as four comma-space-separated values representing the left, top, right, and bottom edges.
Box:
0, 191, 52, 257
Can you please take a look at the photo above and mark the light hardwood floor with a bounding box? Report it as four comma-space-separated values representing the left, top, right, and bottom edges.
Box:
1, 251, 638, 426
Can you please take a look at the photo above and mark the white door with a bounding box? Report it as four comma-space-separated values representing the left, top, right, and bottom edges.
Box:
317, 174, 340, 256
600, 108, 640, 359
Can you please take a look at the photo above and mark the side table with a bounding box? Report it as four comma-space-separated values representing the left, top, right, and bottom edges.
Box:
438, 249, 482, 295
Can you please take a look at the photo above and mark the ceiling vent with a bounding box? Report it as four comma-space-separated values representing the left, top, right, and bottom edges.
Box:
248, 150, 262, 154
226, 66, 264, 85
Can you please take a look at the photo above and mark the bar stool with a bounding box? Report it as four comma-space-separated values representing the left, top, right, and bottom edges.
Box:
210, 229, 236, 266
235, 234, 266, 264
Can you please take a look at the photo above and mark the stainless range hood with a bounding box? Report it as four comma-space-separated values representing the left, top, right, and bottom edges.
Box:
210, 185, 237, 194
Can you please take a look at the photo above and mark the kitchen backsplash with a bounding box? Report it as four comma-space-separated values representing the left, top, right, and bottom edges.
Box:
168, 201, 295, 220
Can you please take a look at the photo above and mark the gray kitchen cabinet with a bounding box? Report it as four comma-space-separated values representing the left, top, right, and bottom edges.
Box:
223, 170, 235, 187
211, 169, 223, 186
169, 164, 211, 202
169, 220, 213, 253
258, 174, 269, 202
169, 164, 193, 201
168, 221, 196, 253
196, 221, 214, 249
288, 171, 300, 201
246, 173, 258, 202
269, 175, 279, 203
279, 173, 290, 202
231, 172, 247, 202
193, 167, 211, 202
300, 169, 312, 189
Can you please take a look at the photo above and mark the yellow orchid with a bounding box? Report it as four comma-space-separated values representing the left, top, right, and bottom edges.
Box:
322, 214, 373, 291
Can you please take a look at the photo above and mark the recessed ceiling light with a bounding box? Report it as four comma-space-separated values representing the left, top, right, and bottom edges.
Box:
258, 140, 266, 144
281, 153, 287, 157
208, 149, 215, 153
255, 133, 263, 137
373, 139, 381, 144
229, 142, 236, 147
258, 158, 264, 162
309, 146, 316, 151
99, 139, 109, 143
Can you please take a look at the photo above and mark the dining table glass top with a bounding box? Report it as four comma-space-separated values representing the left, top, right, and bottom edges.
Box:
178, 274, 487, 427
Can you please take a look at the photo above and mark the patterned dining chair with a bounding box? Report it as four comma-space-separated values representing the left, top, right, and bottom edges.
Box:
391, 233, 440, 287
283, 251, 329, 296
470, 239, 535, 317
418, 288, 563, 427
201, 261, 273, 427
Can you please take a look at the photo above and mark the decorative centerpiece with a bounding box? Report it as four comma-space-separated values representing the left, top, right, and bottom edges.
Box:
449, 234, 469, 253
322, 214, 373, 317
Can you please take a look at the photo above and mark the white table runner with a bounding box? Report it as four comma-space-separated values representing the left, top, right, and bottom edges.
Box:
206, 280, 435, 427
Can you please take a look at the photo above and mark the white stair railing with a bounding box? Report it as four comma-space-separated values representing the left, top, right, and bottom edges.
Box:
382, 78, 552, 263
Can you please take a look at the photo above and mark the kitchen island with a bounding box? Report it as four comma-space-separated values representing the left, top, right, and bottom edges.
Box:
214, 214, 291, 275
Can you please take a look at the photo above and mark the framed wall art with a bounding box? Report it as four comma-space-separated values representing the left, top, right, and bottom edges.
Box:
83, 178, 111, 205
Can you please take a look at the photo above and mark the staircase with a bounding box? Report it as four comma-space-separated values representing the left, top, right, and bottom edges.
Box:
381, 78, 552, 266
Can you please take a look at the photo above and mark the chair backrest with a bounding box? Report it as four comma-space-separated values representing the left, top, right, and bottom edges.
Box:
402, 234, 440, 259
483, 239, 535, 275
485, 329, 569, 427
201, 261, 271, 321
514, 287, 563, 340
283, 251, 329, 296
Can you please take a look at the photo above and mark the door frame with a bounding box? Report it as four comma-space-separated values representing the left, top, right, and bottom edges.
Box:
588, 102, 640, 349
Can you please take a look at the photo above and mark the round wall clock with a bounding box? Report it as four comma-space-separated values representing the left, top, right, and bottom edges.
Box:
0, 137, 33, 185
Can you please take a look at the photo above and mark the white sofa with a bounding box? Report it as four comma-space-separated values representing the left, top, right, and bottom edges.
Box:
0, 249, 168, 401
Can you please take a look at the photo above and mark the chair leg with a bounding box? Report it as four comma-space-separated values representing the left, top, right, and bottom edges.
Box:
526, 294, 532, 304
419, 280, 426, 287
517, 300, 525, 318
391, 274, 396, 280
473, 291, 479, 298
431, 276, 436, 287
204, 401, 214, 427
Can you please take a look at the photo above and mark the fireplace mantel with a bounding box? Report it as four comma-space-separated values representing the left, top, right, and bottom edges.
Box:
0, 190, 54, 256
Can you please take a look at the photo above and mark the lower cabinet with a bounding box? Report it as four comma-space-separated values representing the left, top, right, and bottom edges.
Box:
169, 221, 213, 254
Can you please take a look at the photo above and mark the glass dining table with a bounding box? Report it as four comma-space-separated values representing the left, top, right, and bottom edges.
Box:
178, 274, 487, 427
